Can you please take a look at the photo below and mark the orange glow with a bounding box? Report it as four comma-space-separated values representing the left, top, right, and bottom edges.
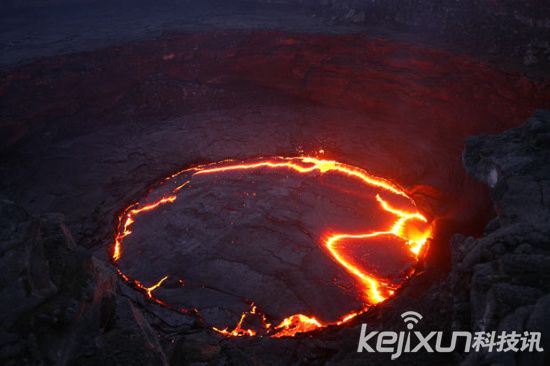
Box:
142, 275, 169, 299
272, 314, 323, 337
212, 304, 259, 337
113, 195, 177, 261
112, 156, 432, 338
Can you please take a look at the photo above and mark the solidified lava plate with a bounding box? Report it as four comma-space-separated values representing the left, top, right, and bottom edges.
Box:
112, 156, 432, 337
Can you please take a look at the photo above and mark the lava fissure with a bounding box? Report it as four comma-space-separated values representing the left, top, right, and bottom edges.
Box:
111, 156, 432, 337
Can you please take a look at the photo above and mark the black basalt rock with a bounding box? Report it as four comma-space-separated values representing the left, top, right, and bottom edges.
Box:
454, 109, 550, 365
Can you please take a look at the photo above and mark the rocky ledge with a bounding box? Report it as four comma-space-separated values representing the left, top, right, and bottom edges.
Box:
453, 109, 550, 365
0, 199, 178, 365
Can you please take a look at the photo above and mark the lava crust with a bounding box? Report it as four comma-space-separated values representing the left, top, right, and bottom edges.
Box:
113, 156, 431, 337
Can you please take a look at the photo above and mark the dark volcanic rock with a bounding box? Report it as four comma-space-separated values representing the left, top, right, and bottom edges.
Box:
0, 199, 175, 365
452, 109, 550, 365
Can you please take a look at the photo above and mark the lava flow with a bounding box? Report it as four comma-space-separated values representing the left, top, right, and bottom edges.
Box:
112, 156, 432, 338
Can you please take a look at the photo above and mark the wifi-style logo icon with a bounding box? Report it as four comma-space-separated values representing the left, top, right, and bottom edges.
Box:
401, 311, 422, 330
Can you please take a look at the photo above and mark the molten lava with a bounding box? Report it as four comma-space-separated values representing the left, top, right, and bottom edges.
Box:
112, 156, 432, 337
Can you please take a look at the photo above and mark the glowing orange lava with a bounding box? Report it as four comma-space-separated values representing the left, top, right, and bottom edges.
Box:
112, 156, 432, 338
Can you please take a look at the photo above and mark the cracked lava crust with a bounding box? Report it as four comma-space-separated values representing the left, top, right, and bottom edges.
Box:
112, 156, 433, 337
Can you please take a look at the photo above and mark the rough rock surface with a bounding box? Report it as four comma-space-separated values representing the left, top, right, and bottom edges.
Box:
452, 109, 550, 365
312, 0, 550, 77
2, 0, 550, 79
0, 199, 174, 365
